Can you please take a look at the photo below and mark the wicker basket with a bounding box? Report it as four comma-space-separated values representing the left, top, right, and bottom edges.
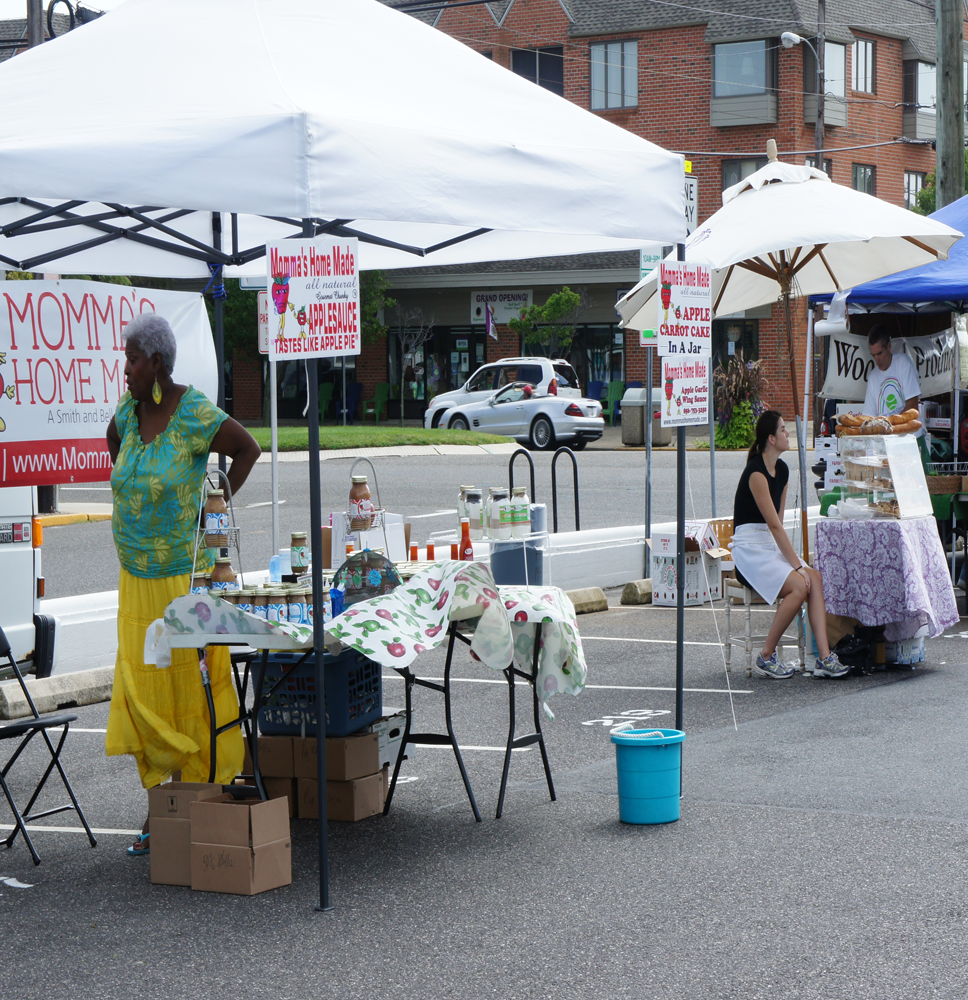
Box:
927, 474, 962, 495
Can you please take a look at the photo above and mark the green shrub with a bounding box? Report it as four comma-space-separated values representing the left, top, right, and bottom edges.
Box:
714, 400, 757, 450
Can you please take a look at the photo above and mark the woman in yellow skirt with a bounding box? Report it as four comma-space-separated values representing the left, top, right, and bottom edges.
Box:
105, 314, 261, 855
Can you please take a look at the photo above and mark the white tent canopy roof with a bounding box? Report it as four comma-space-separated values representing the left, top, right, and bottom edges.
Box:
0, 0, 687, 276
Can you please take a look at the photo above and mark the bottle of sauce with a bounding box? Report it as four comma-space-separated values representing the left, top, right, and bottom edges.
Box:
426, 539, 435, 560
290, 531, 309, 571
465, 489, 483, 540
210, 556, 238, 591
459, 518, 474, 561
349, 475, 374, 531
511, 485, 531, 538
204, 489, 229, 548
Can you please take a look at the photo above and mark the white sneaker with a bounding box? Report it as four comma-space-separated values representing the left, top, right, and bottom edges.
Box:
753, 652, 795, 679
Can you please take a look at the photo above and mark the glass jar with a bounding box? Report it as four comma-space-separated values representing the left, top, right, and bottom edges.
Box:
210, 556, 238, 591
511, 485, 531, 538
266, 588, 286, 623
290, 531, 309, 571
490, 488, 511, 540
458, 485, 475, 528
465, 489, 483, 540
204, 489, 229, 548
251, 591, 268, 620
190, 572, 210, 595
349, 475, 373, 531
289, 588, 308, 626
219, 589, 239, 606
236, 589, 254, 615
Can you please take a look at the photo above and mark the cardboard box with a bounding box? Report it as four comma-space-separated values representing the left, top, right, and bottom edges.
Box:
148, 781, 224, 886
364, 711, 407, 770
293, 733, 380, 781
297, 767, 387, 822
815, 436, 839, 455
650, 521, 731, 606
263, 776, 297, 818
190, 794, 291, 895
320, 526, 332, 569
256, 736, 294, 778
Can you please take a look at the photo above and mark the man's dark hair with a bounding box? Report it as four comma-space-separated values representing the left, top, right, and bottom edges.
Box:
867, 324, 892, 349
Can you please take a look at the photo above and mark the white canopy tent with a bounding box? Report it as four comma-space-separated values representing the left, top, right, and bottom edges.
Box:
0, 0, 689, 910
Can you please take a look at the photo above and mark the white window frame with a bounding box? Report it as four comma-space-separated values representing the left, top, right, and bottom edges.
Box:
591, 40, 638, 110
852, 38, 875, 93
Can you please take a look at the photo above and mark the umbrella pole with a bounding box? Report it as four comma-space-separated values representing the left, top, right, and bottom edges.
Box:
645, 345, 652, 579
782, 287, 810, 564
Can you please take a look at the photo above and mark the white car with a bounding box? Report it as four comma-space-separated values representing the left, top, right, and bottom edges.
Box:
424, 357, 581, 429
442, 382, 603, 450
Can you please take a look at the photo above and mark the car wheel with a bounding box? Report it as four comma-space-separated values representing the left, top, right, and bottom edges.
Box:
430, 409, 445, 429
449, 414, 469, 431
572, 439, 587, 451
529, 415, 555, 450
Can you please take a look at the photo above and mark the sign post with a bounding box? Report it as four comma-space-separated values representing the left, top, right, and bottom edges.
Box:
257, 290, 280, 559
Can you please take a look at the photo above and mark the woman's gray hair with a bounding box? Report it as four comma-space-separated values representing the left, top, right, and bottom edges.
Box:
122, 314, 176, 376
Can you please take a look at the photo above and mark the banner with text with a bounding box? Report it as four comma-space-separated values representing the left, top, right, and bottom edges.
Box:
471, 290, 532, 325
655, 261, 712, 357
0, 280, 215, 486
819, 329, 956, 401
661, 356, 711, 427
266, 237, 360, 361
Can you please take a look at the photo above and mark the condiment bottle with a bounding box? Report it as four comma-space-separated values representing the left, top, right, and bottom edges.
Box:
459, 517, 474, 561
290, 531, 309, 571
210, 556, 238, 591
511, 485, 531, 538
450, 542, 459, 560
410, 544, 418, 561
349, 475, 373, 531
491, 488, 512, 539
465, 489, 483, 540
204, 489, 229, 548
426, 539, 435, 560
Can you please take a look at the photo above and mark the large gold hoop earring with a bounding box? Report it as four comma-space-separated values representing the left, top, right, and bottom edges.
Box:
152, 376, 162, 405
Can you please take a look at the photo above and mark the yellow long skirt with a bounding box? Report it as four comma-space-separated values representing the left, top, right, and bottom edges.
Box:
106, 568, 244, 788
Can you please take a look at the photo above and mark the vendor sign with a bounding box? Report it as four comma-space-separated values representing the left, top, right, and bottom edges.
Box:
266, 237, 360, 361
655, 261, 711, 357
819, 328, 956, 401
471, 290, 532, 325
661, 356, 710, 428
0, 280, 214, 487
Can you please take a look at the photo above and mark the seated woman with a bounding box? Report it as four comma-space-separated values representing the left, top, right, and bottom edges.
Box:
730, 410, 847, 680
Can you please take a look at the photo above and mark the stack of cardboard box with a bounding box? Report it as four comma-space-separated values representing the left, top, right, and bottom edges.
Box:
293, 732, 387, 821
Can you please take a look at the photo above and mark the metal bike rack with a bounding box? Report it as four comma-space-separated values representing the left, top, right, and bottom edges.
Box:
507, 448, 536, 501
550, 447, 581, 533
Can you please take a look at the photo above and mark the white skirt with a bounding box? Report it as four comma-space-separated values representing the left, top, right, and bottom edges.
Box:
729, 523, 805, 606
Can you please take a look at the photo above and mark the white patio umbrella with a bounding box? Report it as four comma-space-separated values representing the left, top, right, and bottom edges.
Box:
616, 140, 962, 560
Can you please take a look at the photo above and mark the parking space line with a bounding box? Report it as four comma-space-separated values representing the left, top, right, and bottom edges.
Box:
0, 824, 140, 836
582, 635, 724, 647
383, 675, 749, 694
416, 744, 529, 752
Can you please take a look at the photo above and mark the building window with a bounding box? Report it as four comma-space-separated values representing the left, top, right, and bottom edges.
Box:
712, 319, 759, 374
722, 157, 767, 190
590, 41, 637, 110
511, 46, 564, 96
852, 38, 875, 92
905, 171, 926, 209
806, 156, 832, 176
804, 40, 846, 97
853, 163, 875, 195
903, 61, 936, 112
712, 40, 776, 97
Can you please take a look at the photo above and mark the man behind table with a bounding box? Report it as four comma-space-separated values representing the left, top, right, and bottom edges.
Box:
863, 323, 930, 465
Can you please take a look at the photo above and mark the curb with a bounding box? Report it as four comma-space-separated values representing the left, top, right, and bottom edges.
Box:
40, 513, 112, 526
0, 665, 115, 720
565, 587, 609, 614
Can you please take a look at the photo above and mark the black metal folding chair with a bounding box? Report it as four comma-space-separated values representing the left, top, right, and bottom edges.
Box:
0, 626, 97, 864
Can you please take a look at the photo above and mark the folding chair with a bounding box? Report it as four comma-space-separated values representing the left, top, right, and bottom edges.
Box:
0, 626, 97, 864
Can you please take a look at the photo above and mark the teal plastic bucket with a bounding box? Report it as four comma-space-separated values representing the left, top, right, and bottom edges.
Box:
610, 727, 685, 824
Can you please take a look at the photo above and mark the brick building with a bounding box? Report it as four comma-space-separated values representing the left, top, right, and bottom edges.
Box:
336, 0, 956, 424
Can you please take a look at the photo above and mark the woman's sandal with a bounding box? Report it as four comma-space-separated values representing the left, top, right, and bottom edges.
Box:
126, 833, 150, 856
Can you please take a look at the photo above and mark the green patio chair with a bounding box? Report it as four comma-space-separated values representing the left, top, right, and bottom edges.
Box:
605, 380, 625, 426
317, 382, 334, 422
363, 382, 391, 423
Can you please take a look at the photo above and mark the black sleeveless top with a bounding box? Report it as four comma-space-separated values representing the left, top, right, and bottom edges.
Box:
733, 453, 788, 527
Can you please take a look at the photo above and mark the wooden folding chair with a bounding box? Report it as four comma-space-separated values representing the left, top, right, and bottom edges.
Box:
0, 626, 97, 864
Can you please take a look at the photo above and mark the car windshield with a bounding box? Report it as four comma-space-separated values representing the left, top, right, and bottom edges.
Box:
493, 382, 534, 404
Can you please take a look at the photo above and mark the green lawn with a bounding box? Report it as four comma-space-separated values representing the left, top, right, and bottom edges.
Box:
246, 425, 513, 452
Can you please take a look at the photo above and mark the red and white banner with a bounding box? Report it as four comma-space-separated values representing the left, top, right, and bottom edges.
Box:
660, 356, 711, 428
266, 238, 361, 361
0, 280, 215, 486
655, 261, 712, 358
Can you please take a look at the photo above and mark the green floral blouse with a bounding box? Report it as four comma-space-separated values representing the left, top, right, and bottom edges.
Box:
111, 386, 226, 579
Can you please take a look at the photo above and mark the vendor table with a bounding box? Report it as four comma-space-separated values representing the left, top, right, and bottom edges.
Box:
814, 516, 958, 641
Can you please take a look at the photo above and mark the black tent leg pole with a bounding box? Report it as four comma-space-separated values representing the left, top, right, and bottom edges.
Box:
212, 212, 227, 478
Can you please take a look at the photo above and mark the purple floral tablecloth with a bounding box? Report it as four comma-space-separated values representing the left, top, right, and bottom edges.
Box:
815, 517, 958, 640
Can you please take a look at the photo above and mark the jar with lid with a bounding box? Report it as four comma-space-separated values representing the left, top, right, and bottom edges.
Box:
510, 485, 531, 538
484, 488, 496, 539
266, 588, 286, 623
490, 488, 512, 539
204, 489, 229, 548
190, 572, 210, 595
290, 588, 309, 626
236, 589, 254, 615
349, 475, 374, 531
465, 489, 483, 540
218, 589, 239, 606
210, 556, 238, 591
251, 591, 268, 620
290, 531, 309, 571
458, 485, 476, 529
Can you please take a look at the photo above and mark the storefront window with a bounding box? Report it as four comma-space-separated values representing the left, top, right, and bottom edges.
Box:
711, 318, 759, 373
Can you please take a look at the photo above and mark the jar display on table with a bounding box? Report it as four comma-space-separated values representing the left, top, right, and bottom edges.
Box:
190, 572, 211, 595
236, 589, 254, 615
266, 588, 287, 622
204, 489, 229, 548
251, 591, 268, 620
290, 531, 309, 571
210, 556, 238, 592
349, 475, 374, 531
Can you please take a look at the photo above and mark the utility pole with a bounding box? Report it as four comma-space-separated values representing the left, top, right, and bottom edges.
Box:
26, 0, 43, 47
816, 0, 825, 170
936, 0, 965, 210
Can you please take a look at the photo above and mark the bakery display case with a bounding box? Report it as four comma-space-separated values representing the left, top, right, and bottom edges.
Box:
838, 433, 932, 518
